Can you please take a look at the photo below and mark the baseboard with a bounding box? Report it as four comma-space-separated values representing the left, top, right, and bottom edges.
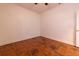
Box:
41, 36, 77, 47
0, 36, 77, 48
0, 36, 41, 47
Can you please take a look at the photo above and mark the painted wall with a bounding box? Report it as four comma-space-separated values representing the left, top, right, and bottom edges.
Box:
0, 4, 40, 46
1, 3, 79, 46
41, 3, 79, 45
76, 11, 79, 47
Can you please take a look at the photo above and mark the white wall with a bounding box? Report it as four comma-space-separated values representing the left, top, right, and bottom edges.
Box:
41, 3, 79, 45
1, 3, 79, 46
0, 4, 40, 46
76, 11, 79, 47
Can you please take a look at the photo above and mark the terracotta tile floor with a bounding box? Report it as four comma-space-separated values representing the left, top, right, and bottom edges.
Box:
0, 36, 79, 56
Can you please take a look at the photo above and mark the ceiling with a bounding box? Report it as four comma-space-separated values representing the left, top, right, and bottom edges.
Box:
17, 3, 60, 13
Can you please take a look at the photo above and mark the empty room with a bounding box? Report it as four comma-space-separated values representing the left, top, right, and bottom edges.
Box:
0, 3, 79, 56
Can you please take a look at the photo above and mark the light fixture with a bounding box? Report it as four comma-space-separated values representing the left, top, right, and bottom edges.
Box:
34, 3, 38, 5
45, 3, 48, 5
34, 3, 48, 6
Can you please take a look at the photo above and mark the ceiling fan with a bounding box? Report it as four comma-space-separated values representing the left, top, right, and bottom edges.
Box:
34, 3, 48, 6
34, 3, 61, 6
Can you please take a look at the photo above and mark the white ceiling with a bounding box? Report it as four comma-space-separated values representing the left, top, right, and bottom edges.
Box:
17, 3, 60, 13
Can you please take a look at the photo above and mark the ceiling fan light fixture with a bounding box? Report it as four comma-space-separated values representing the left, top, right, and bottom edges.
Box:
34, 3, 38, 5
45, 3, 48, 5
